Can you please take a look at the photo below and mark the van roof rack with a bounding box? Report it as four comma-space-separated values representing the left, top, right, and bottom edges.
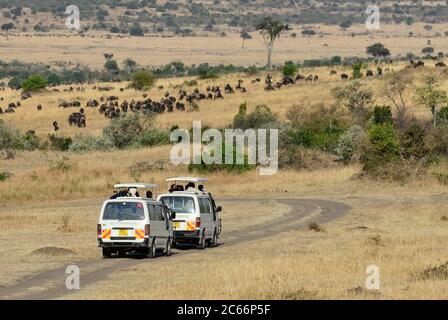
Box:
114, 183, 158, 189
166, 177, 208, 183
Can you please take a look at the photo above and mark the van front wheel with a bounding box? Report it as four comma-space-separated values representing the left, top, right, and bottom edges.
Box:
102, 247, 112, 258
147, 239, 157, 258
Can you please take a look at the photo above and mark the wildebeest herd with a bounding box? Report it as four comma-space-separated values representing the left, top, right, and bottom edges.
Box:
0, 59, 445, 133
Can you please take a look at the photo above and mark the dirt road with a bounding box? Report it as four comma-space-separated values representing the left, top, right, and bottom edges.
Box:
0, 198, 351, 300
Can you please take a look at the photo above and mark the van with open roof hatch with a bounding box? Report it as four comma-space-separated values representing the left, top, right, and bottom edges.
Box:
98, 183, 175, 258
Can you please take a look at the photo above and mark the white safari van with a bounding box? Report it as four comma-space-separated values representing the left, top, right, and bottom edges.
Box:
157, 177, 222, 249
98, 183, 175, 258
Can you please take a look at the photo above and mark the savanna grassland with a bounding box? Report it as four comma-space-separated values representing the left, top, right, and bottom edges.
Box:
2, 0, 448, 298
1, 54, 448, 300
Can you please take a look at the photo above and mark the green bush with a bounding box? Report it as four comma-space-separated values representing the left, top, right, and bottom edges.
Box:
400, 123, 426, 159
0, 120, 21, 150
352, 61, 364, 79
133, 128, 170, 147
284, 106, 346, 153
372, 105, 393, 125
47, 134, 73, 151
233, 103, 278, 130
21, 131, 40, 151
335, 125, 365, 164
69, 134, 114, 153
130, 70, 155, 91
22, 74, 47, 92
188, 142, 255, 174
0, 171, 12, 181
361, 123, 400, 173
282, 61, 298, 77
103, 112, 156, 149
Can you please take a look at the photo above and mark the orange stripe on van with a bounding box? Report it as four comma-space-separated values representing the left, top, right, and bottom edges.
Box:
187, 222, 195, 231
135, 229, 145, 239
101, 229, 111, 239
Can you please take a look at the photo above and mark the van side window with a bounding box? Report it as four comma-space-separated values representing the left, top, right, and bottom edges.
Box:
147, 203, 157, 221
199, 198, 210, 214
204, 198, 211, 213
155, 205, 165, 221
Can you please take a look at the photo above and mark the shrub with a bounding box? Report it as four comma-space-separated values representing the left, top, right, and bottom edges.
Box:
49, 156, 75, 172
69, 134, 113, 153
332, 81, 373, 123
283, 105, 347, 153
335, 125, 366, 164
47, 134, 73, 151
133, 128, 170, 147
400, 123, 426, 159
188, 141, 255, 174
372, 105, 393, 125
103, 112, 156, 149
21, 131, 40, 151
130, 70, 155, 91
352, 61, 364, 79
233, 103, 278, 130
361, 124, 400, 174
278, 145, 338, 170
282, 61, 298, 77
0, 171, 12, 181
425, 126, 448, 157
0, 120, 21, 150
22, 74, 47, 92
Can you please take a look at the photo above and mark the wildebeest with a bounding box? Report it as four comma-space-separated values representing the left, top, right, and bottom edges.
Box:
36, 104, 42, 111
436, 61, 447, 68
53, 121, 59, 131
86, 99, 99, 107
377, 67, 383, 76
59, 101, 81, 108
366, 70, 374, 77
410, 60, 425, 68
68, 110, 86, 127
341, 73, 349, 80
0, 107, 3, 114
21, 92, 31, 100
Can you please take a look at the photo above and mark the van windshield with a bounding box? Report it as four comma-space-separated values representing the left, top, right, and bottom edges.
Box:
103, 202, 145, 221
159, 196, 195, 214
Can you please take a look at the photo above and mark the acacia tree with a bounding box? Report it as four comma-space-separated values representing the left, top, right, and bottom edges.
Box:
415, 76, 448, 127
255, 17, 289, 69
366, 43, 391, 59
240, 30, 252, 49
383, 71, 413, 128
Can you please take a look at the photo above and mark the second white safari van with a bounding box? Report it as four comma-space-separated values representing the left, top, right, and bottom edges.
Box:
98, 183, 175, 258
157, 177, 222, 249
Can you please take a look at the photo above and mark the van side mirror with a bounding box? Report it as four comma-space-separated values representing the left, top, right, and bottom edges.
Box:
216, 206, 222, 213
170, 211, 176, 220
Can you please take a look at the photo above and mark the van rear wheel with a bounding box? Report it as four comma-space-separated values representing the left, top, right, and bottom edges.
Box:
210, 230, 218, 247
165, 237, 172, 256
147, 239, 156, 258
102, 247, 112, 258
197, 231, 206, 250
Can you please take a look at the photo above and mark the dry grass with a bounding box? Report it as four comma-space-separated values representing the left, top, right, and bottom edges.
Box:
1, 22, 448, 68
65, 196, 448, 300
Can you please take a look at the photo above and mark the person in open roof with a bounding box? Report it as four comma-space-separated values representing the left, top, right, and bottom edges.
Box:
110, 188, 128, 199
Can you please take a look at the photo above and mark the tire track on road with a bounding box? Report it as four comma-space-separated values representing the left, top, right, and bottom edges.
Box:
0, 198, 351, 300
